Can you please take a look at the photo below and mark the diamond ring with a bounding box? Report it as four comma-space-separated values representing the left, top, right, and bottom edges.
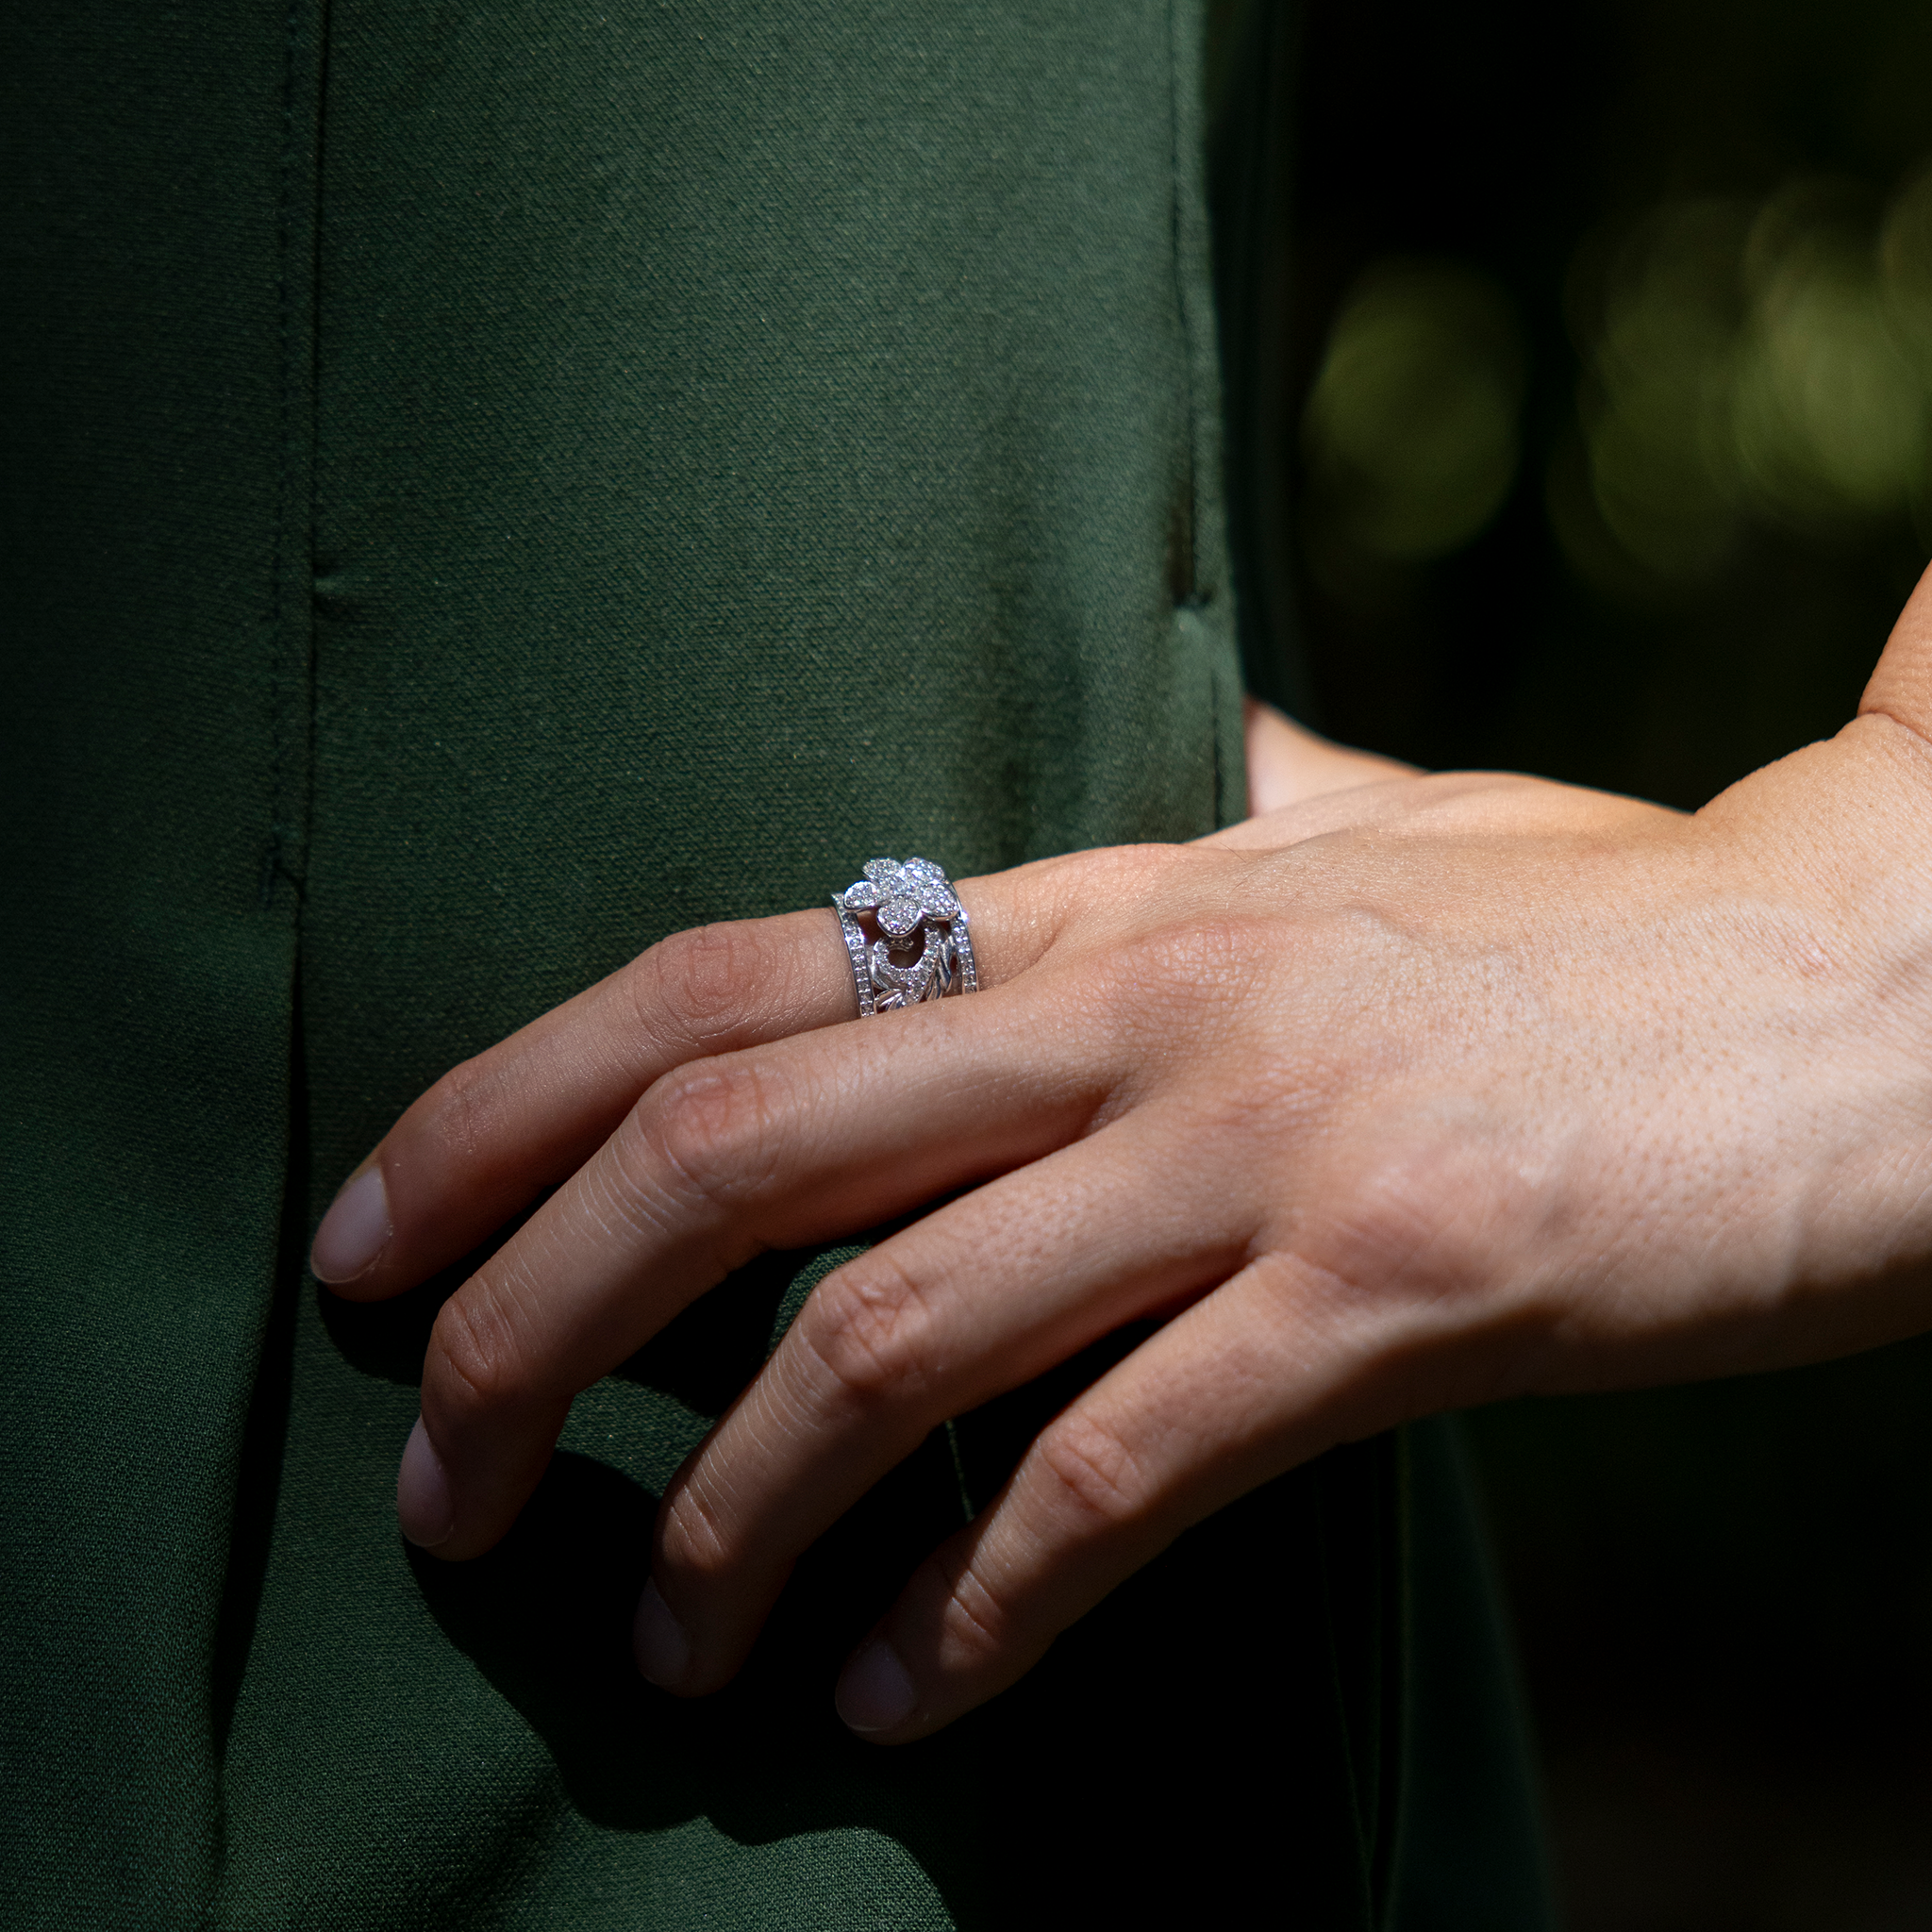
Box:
832, 858, 978, 1018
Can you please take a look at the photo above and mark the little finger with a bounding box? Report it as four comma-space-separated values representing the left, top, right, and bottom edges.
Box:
829, 1253, 1388, 1741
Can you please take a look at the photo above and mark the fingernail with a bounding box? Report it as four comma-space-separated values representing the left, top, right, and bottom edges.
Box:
633, 1579, 691, 1688
310, 1163, 391, 1284
396, 1418, 455, 1548
835, 1638, 917, 1734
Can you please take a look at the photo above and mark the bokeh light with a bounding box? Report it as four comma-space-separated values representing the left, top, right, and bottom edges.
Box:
1558, 174, 1932, 595
1274, 6, 1932, 1916
1301, 259, 1526, 570
1880, 161, 1932, 399
1568, 197, 1753, 583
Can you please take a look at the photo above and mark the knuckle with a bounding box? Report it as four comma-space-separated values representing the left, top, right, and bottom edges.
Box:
1302, 1132, 1508, 1305
417, 1051, 509, 1173
625, 1056, 790, 1211
425, 1279, 529, 1426
1124, 915, 1257, 1003
921, 1551, 1016, 1671
637, 921, 774, 1041
1046, 845, 1177, 938
656, 1471, 734, 1582
1024, 842, 1177, 952
1032, 1411, 1146, 1532
1079, 919, 1263, 1071
794, 1254, 939, 1411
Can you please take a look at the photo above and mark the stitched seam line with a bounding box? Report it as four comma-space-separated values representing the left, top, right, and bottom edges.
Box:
1168, 0, 1203, 608
258, 0, 300, 912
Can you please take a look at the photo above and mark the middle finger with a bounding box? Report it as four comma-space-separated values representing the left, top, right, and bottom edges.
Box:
408, 978, 1122, 1557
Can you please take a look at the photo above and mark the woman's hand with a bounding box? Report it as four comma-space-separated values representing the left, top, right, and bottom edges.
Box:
314, 568, 1932, 1743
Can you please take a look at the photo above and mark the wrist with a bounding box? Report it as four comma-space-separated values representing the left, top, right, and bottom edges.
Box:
1724, 712, 1932, 1333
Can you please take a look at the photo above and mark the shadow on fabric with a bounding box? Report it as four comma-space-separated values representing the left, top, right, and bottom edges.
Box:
322, 1230, 1423, 1929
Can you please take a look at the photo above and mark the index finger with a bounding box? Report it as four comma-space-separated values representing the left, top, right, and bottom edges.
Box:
309, 853, 1081, 1303
308, 908, 859, 1299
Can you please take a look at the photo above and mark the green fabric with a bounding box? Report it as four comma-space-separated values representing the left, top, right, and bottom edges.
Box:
1, 2, 1553, 1925
1388, 1421, 1560, 1932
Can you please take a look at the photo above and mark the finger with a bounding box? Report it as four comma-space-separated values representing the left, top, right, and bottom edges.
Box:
313, 860, 1055, 1302
638, 1107, 1256, 1694
309, 910, 854, 1299
408, 975, 1125, 1559
826, 1254, 1391, 1743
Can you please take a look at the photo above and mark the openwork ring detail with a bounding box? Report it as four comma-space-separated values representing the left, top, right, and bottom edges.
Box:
832, 857, 978, 1018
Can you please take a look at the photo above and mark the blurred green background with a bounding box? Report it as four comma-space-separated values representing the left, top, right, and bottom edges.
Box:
1213, 3, 1932, 1925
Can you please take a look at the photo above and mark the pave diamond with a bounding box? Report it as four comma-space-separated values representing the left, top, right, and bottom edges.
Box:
834, 856, 975, 1017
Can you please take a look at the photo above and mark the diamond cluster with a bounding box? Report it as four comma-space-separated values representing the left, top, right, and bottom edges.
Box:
832, 857, 977, 1017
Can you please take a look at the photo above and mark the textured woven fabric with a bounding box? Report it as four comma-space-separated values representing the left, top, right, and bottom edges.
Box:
1, 3, 1552, 1925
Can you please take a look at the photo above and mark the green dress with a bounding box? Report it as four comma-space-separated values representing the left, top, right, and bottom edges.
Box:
0, 2, 1553, 1924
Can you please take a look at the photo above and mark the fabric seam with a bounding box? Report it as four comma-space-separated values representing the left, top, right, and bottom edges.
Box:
1168, 0, 1204, 610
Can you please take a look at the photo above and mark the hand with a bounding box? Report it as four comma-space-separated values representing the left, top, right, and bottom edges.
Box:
314, 567, 1932, 1743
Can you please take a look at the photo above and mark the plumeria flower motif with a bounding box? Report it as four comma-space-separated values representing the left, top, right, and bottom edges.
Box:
841, 857, 960, 941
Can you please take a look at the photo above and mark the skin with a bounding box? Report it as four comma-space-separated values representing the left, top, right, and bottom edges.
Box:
315, 561, 1932, 1743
